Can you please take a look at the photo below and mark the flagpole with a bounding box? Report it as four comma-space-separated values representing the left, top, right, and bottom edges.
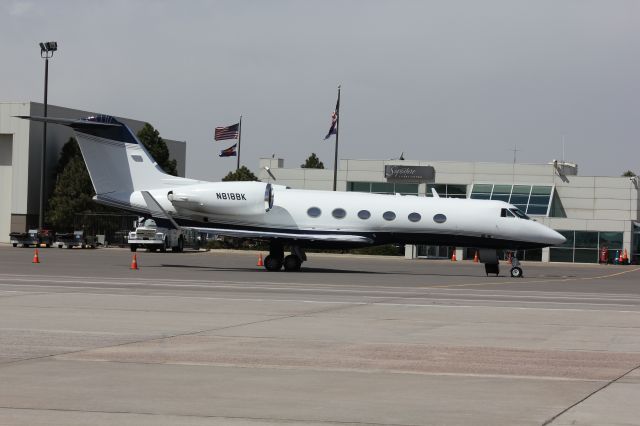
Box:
333, 85, 341, 191
237, 115, 242, 170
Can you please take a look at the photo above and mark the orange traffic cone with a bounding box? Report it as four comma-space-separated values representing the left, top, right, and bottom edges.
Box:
623, 249, 629, 264
473, 250, 479, 263
257, 253, 264, 266
32, 248, 40, 264
130, 254, 139, 270
619, 250, 624, 264
451, 248, 457, 262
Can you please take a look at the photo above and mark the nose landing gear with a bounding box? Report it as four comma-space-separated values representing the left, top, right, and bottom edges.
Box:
509, 257, 523, 278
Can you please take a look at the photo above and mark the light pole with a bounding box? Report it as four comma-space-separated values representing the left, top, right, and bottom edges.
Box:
38, 41, 57, 230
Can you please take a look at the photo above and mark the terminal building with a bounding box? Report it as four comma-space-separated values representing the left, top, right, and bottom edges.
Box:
258, 158, 640, 264
0, 102, 186, 243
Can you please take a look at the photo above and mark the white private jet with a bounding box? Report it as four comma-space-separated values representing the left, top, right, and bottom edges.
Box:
19, 115, 565, 276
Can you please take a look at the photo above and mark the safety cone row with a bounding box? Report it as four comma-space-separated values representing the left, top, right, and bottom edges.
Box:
257, 253, 264, 267
130, 253, 139, 270
622, 249, 629, 264
32, 248, 40, 264
473, 250, 479, 263
451, 248, 457, 262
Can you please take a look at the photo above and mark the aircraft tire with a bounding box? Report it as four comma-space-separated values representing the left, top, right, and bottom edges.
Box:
510, 266, 523, 278
264, 255, 283, 271
283, 255, 302, 272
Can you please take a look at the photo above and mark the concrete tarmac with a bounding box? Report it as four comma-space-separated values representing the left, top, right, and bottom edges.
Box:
0, 245, 639, 425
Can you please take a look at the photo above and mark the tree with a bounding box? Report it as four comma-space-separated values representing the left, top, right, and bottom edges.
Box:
222, 166, 259, 181
137, 123, 178, 176
47, 138, 96, 231
622, 170, 636, 177
301, 153, 325, 169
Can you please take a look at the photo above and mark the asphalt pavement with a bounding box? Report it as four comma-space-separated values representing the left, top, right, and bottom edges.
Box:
0, 245, 639, 425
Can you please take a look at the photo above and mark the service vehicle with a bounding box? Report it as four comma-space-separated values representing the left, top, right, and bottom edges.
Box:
55, 230, 97, 249
10, 229, 54, 248
127, 218, 184, 252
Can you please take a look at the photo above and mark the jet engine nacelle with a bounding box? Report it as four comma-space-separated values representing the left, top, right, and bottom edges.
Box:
168, 182, 273, 216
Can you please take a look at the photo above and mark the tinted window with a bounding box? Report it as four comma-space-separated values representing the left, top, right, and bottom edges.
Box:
307, 207, 321, 218
408, 212, 421, 222
510, 208, 530, 220
383, 211, 396, 221
357, 210, 371, 219
332, 208, 346, 219
433, 214, 447, 223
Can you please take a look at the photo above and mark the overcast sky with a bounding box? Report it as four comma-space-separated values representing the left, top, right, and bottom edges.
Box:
2, 0, 639, 180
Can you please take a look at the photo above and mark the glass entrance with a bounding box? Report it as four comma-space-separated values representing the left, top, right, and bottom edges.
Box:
416, 245, 450, 258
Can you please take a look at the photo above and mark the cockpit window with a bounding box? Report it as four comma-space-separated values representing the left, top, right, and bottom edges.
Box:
501, 208, 516, 218
510, 208, 530, 220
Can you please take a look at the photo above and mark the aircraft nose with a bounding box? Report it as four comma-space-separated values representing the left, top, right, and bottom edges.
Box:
547, 228, 566, 246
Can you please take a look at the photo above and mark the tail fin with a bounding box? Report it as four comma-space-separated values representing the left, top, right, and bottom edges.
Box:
17, 115, 169, 195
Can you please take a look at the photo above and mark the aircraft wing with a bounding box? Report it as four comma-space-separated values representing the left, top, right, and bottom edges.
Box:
189, 227, 374, 244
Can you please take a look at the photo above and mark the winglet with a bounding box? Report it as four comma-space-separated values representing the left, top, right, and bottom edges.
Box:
431, 188, 440, 198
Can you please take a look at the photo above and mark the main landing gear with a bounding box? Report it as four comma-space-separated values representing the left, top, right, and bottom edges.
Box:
263, 242, 306, 272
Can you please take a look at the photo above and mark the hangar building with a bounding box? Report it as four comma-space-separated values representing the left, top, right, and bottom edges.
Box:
258, 158, 640, 264
0, 102, 186, 243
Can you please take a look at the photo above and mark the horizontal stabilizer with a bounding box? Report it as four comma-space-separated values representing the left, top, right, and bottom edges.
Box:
15, 116, 120, 128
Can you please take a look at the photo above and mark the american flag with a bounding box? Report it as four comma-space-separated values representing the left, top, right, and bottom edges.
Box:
214, 123, 240, 141
324, 94, 340, 140
219, 143, 237, 157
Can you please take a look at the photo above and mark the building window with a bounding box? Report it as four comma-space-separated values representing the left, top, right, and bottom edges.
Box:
307, 207, 321, 218
426, 184, 467, 198
549, 230, 623, 264
408, 212, 421, 222
332, 208, 346, 219
357, 210, 371, 219
470, 183, 554, 216
347, 182, 419, 195
383, 211, 396, 221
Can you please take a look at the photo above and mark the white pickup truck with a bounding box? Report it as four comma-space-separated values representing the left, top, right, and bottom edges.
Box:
127, 218, 184, 253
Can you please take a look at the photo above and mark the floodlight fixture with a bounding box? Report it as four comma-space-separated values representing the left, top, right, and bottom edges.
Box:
39, 41, 57, 58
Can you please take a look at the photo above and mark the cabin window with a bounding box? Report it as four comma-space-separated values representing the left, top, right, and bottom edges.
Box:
408, 212, 421, 222
358, 210, 371, 219
433, 213, 447, 223
307, 207, 322, 218
332, 208, 346, 219
383, 211, 396, 221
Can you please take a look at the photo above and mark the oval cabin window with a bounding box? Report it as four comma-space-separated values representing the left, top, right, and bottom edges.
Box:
408, 212, 421, 222
383, 211, 396, 221
433, 213, 447, 223
358, 210, 371, 220
332, 208, 346, 219
307, 207, 322, 218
